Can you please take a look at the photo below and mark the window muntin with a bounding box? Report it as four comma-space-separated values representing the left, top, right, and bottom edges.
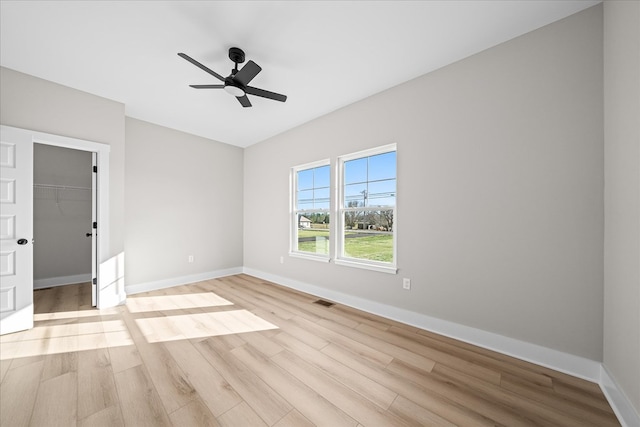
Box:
338, 146, 397, 272
291, 161, 331, 258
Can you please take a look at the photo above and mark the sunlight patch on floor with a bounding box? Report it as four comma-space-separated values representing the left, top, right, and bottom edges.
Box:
135, 310, 279, 343
126, 292, 234, 313
0, 328, 134, 360
33, 306, 120, 321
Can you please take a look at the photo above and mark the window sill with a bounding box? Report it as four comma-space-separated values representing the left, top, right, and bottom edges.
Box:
289, 252, 331, 263
334, 258, 398, 274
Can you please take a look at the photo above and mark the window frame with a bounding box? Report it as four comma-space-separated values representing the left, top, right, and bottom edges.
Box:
289, 159, 331, 262
335, 144, 398, 274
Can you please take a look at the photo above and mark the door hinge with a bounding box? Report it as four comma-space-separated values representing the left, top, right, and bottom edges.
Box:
93, 165, 97, 173
93, 221, 97, 229
92, 278, 97, 285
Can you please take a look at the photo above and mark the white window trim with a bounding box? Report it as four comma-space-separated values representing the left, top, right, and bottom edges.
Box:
290, 159, 331, 261
336, 143, 397, 274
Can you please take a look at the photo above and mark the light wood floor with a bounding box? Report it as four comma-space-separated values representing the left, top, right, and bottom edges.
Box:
0, 274, 620, 426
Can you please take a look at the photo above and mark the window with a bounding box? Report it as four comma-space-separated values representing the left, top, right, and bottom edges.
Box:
289, 144, 397, 273
337, 144, 397, 273
290, 160, 331, 260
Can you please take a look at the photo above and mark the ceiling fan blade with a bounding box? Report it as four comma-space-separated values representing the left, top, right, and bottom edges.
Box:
245, 86, 287, 102
237, 95, 252, 108
189, 84, 225, 89
178, 53, 225, 82
233, 60, 261, 86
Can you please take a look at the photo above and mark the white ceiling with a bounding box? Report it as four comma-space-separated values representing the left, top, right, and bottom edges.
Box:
0, 1, 600, 148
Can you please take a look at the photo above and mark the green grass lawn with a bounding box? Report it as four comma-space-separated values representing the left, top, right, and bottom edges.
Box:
297, 229, 393, 262
344, 234, 393, 262
298, 229, 330, 239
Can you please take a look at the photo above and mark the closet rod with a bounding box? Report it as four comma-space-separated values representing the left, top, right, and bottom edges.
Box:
33, 183, 91, 191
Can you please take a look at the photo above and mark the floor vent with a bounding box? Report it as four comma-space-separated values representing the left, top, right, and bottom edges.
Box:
313, 299, 335, 307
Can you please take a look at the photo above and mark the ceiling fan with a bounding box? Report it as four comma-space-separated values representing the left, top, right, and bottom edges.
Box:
178, 47, 287, 108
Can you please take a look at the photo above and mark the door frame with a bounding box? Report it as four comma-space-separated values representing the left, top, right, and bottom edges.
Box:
1, 125, 111, 307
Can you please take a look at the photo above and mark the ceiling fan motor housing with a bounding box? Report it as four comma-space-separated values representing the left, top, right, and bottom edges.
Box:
228, 47, 246, 65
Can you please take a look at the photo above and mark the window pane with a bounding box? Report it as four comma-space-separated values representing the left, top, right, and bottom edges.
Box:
344, 157, 367, 184
342, 210, 394, 263
314, 187, 330, 209
297, 212, 330, 255
297, 189, 314, 209
314, 165, 330, 188
297, 164, 330, 209
344, 183, 367, 207
368, 179, 396, 207
297, 169, 314, 191
368, 151, 396, 181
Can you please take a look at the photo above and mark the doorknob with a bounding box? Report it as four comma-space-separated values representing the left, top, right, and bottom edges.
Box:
86, 233, 92, 237
17, 238, 28, 245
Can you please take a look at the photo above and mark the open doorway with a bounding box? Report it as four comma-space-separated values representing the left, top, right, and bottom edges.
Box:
33, 144, 94, 307
1, 125, 118, 336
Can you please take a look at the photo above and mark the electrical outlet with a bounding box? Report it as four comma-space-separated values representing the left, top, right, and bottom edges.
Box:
188, 255, 194, 263
280, 256, 284, 264
403, 278, 411, 290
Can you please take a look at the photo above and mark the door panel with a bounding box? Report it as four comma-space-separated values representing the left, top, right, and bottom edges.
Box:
91, 152, 97, 307
0, 129, 34, 335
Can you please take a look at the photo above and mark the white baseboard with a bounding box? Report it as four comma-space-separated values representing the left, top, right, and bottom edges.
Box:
125, 267, 243, 295
600, 365, 640, 427
33, 273, 92, 289
243, 267, 601, 382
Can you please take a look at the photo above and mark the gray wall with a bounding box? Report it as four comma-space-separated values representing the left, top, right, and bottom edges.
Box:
124, 118, 244, 285
33, 144, 92, 282
0, 67, 126, 257
603, 0, 640, 415
244, 6, 604, 360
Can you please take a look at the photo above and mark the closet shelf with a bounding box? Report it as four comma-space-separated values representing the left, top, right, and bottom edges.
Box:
34, 183, 92, 202
34, 183, 91, 191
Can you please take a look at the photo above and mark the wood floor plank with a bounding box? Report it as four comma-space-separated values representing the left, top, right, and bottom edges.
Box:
29, 371, 77, 427
230, 344, 359, 427
236, 275, 361, 329
114, 364, 172, 427
322, 343, 496, 426
240, 330, 284, 357
0, 360, 44, 427
252, 309, 329, 350
553, 377, 618, 414
40, 351, 77, 381
78, 405, 124, 427
389, 395, 457, 427
388, 358, 557, 427
164, 339, 243, 417
77, 348, 119, 420
107, 343, 142, 374
168, 398, 220, 427
318, 318, 437, 373
271, 349, 411, 426
195, 338, 292, 425
217, 401, 268, 427
357, 322, 501, 384
119, 308, 198, 414
393, 324, 554, 388
288, 315, 394, 367
500, 372, 620, 426
273, 409, 315, 427
274, 331, 398, 410
0, 358, 10, 382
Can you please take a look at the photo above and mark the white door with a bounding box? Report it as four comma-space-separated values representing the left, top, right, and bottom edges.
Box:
0, 128, 34, 335
91, 152, 98, 307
